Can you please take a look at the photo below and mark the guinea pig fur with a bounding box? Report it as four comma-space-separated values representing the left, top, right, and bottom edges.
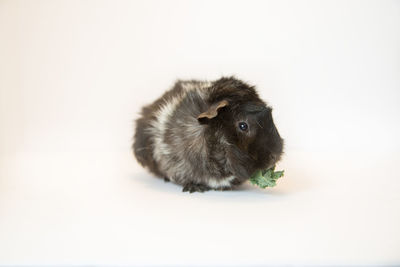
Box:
133, 77, 284, 193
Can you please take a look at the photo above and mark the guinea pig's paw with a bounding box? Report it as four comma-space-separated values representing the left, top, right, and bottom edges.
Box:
182, 182, 211, 193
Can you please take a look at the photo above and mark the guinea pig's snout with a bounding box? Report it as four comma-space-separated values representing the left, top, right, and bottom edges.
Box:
269, 154, 278, 165
269, 142, 283, 165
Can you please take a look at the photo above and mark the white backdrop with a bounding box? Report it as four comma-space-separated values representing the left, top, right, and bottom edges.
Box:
1, 0, 399, 265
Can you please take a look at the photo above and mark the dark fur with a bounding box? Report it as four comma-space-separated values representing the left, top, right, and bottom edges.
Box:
133, 77, 284, 192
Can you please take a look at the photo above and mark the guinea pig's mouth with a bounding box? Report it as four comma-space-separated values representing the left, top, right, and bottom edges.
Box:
266, 153, 280, 169
251, 153, 280, 171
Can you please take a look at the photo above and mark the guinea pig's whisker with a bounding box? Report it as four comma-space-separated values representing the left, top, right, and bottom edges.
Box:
256, 121, 263, 129
135, 147, 149, 151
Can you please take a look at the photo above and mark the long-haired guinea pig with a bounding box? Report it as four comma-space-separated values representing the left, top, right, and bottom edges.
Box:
133, 76, 284, 193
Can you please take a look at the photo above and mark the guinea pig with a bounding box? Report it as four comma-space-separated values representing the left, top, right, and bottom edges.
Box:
133, 76, 284, 193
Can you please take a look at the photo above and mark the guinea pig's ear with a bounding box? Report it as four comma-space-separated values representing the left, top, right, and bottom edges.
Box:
197, 100, 229, 122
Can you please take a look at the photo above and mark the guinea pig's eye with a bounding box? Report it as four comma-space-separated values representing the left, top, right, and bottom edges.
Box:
238, 122, 248, 131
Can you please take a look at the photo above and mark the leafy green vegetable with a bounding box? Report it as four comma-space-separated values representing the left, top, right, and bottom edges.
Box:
249, 166, 284, 188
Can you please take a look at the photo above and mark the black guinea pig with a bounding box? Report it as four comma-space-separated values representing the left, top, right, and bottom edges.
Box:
133, 77, 284, 193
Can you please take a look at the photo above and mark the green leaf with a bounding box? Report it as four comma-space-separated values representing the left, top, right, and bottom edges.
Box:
249, 166, 284, 189
272, 170, 284, 179
250, 169, 263, 180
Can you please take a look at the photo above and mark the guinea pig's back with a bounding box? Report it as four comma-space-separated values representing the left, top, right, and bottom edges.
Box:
133, 80, 212, 181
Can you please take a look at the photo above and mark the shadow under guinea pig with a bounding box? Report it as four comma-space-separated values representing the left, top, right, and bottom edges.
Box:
129, 168, 312, 202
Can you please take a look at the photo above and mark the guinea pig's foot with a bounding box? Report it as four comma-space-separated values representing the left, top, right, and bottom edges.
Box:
163, 177, 170, 182
182, 182, 210, 193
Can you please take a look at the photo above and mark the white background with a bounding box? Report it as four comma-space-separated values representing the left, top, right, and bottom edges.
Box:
1, 0, 400, 265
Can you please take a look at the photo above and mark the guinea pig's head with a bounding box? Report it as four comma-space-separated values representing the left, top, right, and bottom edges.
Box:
198, 77, 284, 179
